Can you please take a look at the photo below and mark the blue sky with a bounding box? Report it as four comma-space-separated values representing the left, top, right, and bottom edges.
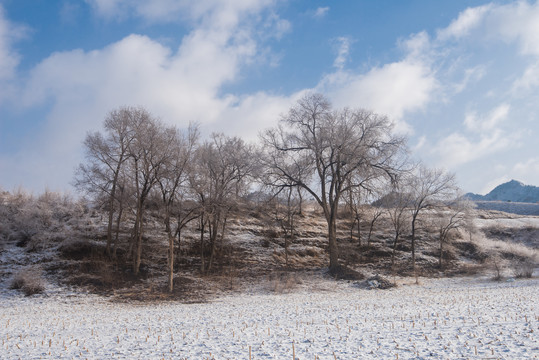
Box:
1, 0, 538, 195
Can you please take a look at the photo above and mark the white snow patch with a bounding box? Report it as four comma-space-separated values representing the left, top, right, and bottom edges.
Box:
1, 277, 537, 359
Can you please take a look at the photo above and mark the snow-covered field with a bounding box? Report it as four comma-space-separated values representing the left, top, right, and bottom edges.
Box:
1, 276, 537, 359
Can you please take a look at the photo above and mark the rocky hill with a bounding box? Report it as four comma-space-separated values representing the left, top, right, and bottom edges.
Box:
466, 180, 539, 204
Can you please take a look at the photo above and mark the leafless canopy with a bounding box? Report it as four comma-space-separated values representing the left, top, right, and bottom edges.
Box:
261, 93, 407, 270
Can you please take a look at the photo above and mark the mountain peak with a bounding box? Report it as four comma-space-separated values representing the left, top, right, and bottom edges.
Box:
507, 179, 524, 186
467, 180, 539, 203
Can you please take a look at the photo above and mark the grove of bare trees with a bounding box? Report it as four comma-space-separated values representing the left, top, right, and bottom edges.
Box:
261, 93, 407, 271
72, 95, 469, 290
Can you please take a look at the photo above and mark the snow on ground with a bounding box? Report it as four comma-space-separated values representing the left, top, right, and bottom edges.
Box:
476, 215, 539, 230
1, 276, 538, 359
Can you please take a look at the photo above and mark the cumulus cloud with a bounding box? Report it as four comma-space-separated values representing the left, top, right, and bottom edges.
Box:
0, 5, 26, 100
1, 0, 290, 191
415, 1, 539, 182
5, 0, 539, 193
400, 31, 431, 61
321, 59, 437, 134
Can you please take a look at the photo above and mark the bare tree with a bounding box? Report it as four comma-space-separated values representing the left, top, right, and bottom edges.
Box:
382, 188, 412, 273
344, 182, 363, 245
408, 165, 457, 281
463, 203, 478, 242
272, 184, 301, 268
156, 124, 199, 292
432, 195, 471, 269
190, 133, 255, 273
126, 109, 177, 275
365, 205, 384, 248
74, 107, 136, 256
345, 176, 387, 247
262, 93, 406, 271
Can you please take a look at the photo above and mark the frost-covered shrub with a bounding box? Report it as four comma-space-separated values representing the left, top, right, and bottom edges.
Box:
488, 253, 506, 281
512, 259, 535, 278
10, 268, 46, 296
268, 272, 302, 293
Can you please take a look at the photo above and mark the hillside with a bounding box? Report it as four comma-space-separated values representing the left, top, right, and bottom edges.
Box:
466, 179, 539, 203
1, 190, 537, 302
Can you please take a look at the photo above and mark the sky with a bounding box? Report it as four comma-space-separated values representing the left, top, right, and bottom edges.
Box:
1, 0, 538, 195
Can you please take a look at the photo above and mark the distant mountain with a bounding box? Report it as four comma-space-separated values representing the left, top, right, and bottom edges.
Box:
466, 180, 539, 203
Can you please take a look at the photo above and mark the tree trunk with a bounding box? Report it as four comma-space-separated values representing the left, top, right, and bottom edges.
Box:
411, 216, 417, 283
357, 216, 361, 247
106, 200, 114, 256
199, 216, 205, 274
328, 216, 339, 271
391, 232, 400, 284
207, 217, 218, 273
112, 202, 123, 259
349, 218, 356, 242
297, 187, 303, 216
134, 208, 144, 275
439, 230, 444, 269
367, 220, 375, 247
176, 226, 182, 267
391, 232, 399, 268
168, 233, 174, 292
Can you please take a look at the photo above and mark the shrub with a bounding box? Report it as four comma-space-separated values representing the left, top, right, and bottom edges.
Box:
58, 238, 100, 260
10, 268, 46, 296
268, 271, 302, 293
512, 259, 535, 278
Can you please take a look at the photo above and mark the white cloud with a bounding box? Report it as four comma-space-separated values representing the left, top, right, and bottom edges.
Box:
452, 65, 486, 93
437, 5, 491, 41
0, 1, 290, 191
436, 2, 539, 70
478, 157, 539, 193
413, 136, 427, 152
85, 0, 127, 19
480, 175, 511, 195
313, 7, 329, 19
86, 0, 276, 26
400, 31, 431, 61
332, 37, 350, 70
0, 5, 26, 101
321, 59, 437, 133
512, 61, 539, 92
489, 1, 539, 56
512, 157, 539, 181
420, 1, 539, 177
211, 92, 297, 141
463, 103, 510, 133
432, 126, 520, 170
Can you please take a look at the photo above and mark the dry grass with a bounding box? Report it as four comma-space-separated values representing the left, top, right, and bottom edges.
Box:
511, 259, 535, 278
10, 267, 46, 296
267, 271, 303, 293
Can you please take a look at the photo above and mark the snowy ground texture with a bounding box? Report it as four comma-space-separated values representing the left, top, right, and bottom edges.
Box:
1, 276, 538, 360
